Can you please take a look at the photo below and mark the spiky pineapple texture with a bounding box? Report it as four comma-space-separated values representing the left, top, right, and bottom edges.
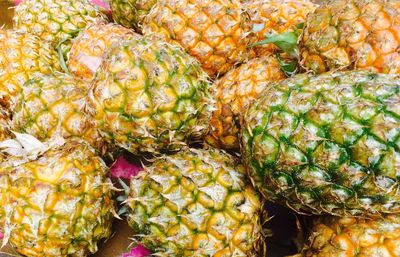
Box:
206, 55, 286, 151
13, 0, 106, 56
142, 0, 253, 77
11, 73, 106, 152
126, 147, 264, 257
301, 0, 400, 74
303, 215, 400, 257
244, 0, 318, 56
0, 138, 114, 257
68, 22, 139, 80
88, 36, 214, 154
110, 0, 157, 30
0, 29, 61, 109
0, 107, 10, 142
242, 71, 400, 217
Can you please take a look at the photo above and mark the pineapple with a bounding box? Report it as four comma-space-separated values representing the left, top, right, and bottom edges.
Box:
302, 215, 400, 257
11, 73, 106, 152
0, 136, 114, 257
13, 0, 106, 56
0, 29, 60, 109
110, 0, 157, 30
241, 71, 400, 217
68, 22, 140, 80
88, 36, 214, 154
205, 55, 286, 151
244, 0, 318, 56
300, 0, 400, 74
142, 0, 253, 77
126, 147, 264, 256
0, 107, 10, 142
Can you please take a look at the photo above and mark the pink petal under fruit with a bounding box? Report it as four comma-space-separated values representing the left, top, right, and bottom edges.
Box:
122, 244, 150, 257
91, 0, 111, 13
0, 232, 3, 239
110, 155, 143, 180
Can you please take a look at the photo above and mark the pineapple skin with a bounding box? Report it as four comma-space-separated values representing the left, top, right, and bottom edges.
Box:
11, 73, 106, 152
13, 0, 106, 55
142, 0, 254, 77
110, 0, 157, 30
0, 30, 61, 109
127, 147, 264, 257
206, 56, 286, 151
244, 0, 318, 56
88, 36, 214, 154
303, 215, 400, 257
242, 71, 400, 217
67, 22, 140, 80
0, 140, 114, 257
301, 0, 400, 74
0, 107, 11, 142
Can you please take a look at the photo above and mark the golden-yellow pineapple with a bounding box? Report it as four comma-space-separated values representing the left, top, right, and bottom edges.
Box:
142, 0, 253, 77
0, 29, 60, 109
302, 215, 400, 257
206, 55, 286, 150
67, 22, 140, 80
301, 0, 400, 74
13, 0, 106, 56
0, 137, 114, 257
11, 73, 106, 152
244, 0, 318, 56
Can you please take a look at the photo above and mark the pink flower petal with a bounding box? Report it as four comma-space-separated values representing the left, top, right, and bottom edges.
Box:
110, 155, 143, 180
0, 232, 3, 239
122, 244, 150, 257
91, 0, 111, 13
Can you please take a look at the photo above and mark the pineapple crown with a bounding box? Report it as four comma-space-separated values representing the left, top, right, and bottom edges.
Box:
250, 23, 304, 76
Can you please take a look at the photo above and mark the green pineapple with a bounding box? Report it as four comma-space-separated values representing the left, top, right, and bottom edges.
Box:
241, 71, 400, 217
88, 36, 214, 154
110, 0, 157, 30
126, 147, 264, 256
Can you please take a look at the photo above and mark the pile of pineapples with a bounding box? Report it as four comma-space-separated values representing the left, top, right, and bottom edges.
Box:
0, 0, 399, 256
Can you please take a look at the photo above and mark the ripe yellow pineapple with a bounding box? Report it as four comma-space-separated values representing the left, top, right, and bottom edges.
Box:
0, 29, 60, 109
126, 147, 264, 256
0, 136, 114, 257
11, 73, 106, 152
68, 22, 140, 80
244, 0, 318, 56
13, 0, 106, 56
142, 0, 253, 77
88, 36, 214, 154
302, 216, 400, 257
301, 0, 400, 74
206, 55, 286, 150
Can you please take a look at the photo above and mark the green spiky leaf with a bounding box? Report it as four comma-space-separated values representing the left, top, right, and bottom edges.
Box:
276, 54, 298, 76
56, 39, 70, 74
251, 32, 299, 58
